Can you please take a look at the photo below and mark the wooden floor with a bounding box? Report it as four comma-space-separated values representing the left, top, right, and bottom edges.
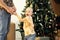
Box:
55, 36, 60, 40
35, 37, 60, 40
35, 37, 40, 40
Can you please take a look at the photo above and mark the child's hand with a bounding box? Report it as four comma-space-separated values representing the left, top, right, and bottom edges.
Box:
13, 12, 18, 16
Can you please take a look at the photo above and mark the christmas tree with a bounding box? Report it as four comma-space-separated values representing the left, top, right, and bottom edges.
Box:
17, 0, 57, 40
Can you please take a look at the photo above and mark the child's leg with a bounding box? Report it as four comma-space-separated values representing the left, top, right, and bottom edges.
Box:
27, 34, 36, 40
24, 36, 27, 40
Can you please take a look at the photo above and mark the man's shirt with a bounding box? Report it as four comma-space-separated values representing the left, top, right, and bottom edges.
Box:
3, 0, 14, 7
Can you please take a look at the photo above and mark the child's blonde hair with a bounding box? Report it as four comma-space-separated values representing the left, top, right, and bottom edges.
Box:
25, 7, 33, 15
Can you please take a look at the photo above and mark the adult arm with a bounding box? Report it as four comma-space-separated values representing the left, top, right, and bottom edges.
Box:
0, 0, 15, 14
15, 13, 26, 22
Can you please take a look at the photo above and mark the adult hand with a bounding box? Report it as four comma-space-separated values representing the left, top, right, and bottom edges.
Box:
6, 7, 15, 15
13, 12, 17, 16
12, 6, 16, 12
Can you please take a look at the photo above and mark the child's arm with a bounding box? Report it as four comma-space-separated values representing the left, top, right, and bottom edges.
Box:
14, 13, 25, 22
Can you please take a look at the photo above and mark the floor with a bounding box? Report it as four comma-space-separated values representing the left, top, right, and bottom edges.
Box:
16, 29, 60, 40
